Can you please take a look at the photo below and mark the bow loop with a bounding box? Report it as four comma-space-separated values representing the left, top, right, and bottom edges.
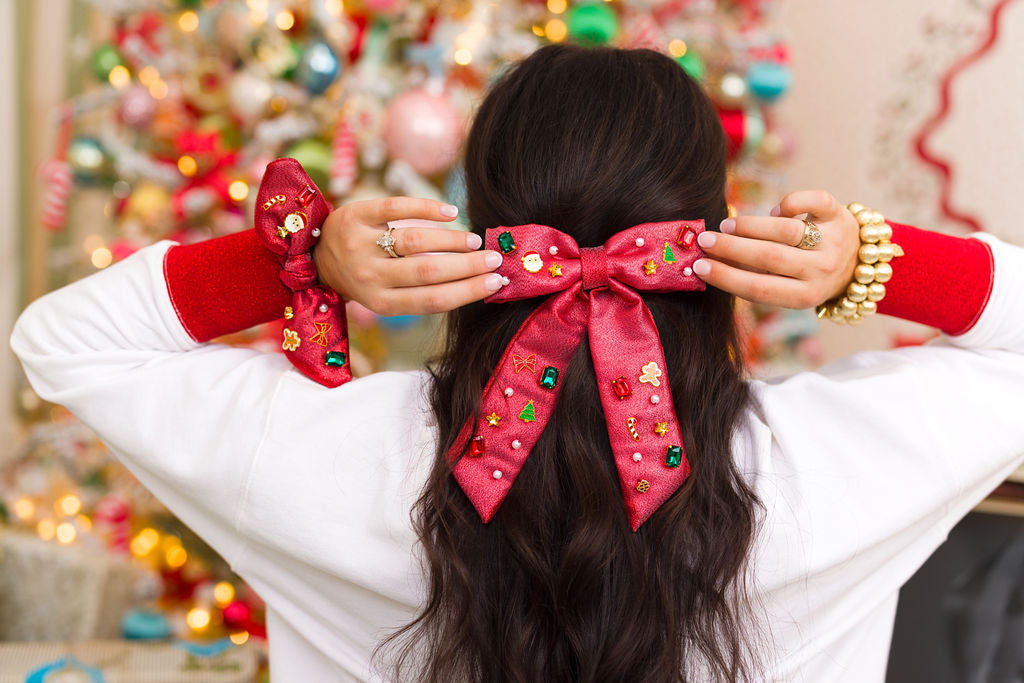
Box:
451, 219, 708, 531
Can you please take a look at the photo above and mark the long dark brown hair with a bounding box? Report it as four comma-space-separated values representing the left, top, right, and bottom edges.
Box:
377, 44, 762, 681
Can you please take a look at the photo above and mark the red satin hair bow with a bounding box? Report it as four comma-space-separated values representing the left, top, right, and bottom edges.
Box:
449, 221, 708, 531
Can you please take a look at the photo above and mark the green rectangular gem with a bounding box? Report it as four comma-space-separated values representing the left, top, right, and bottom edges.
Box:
325, 351, 347, 367
497, 231, 516, 254
665, 445, 682, 468
539, 366, 558, 389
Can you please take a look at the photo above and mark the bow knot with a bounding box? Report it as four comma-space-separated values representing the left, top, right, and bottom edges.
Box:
580, 246, 609, 291
449, 220, 707, 531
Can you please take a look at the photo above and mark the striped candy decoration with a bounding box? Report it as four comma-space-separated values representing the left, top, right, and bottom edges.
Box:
93, 496, 131, 554
39, 159, 74, 231
329, 115, 357, 198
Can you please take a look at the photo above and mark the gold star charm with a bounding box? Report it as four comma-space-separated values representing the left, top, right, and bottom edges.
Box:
643, 259, 657, 276
548, 263, 563, 278
512, 353, 537, 374
486, 412, 502, 427
310, 321, 332, 347
654, 421, 669, 437
282, 328, 301, 352
638, 361, 662, 387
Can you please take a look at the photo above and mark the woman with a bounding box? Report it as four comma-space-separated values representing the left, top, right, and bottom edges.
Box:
11, 45, 1024, 681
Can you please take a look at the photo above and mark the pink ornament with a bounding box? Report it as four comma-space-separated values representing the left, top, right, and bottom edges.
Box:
39, 159, 73, 231
119, 86, 156, 126
330, 115, 357, 198
382, 87, 464, 177
93, 496, 131, 554
222, 600, 251, 626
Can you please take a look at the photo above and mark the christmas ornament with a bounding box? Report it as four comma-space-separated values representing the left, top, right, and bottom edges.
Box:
283, 139, 333, 191
90, 44, 125, 81
567, 3, 620, 46
383, 87, 463, 176
711, 72, 748, 109
68, 137, 112, 184
297, 40, 341, 96
228, 70, 273, 123
118, 87, 156, 126
676, 50, 706, 82
747, 61, 792, 101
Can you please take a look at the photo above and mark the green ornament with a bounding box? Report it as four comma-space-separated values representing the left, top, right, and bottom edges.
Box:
68, 137, 112, 184
566, 3, 620, 46
325, 351, 347, 367
665, 445, 683, 468
283, 138, 332, 191
539, 366, 559, 389
675, 51, 706, 82
662, 242, 677, 264
497, 231, 517, 254
518, 400, 536, 423
90, 44, 125, 81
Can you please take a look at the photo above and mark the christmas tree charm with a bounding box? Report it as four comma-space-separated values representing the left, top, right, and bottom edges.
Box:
548, 263, 563, 278
638, 361, 662, 387
282, 328, 301, 352
539, 366, 559, 389
627, 417, 640, 441
643, 259, 657, 276
497, 231, 517, 254
521, 250, 544, 273
654, 421, 669, 437
677, 227, 697, 249
665, 445, 683, 468
310, 321, 332, 346
325, 351, 347, 367
612, 376, 632, 400
486, 412, 502, 427
512, 353, 537, 374
635, 479, 651, 493
663, 242, 677, 263
468, 435, 486, 457
518, 400, 536, 422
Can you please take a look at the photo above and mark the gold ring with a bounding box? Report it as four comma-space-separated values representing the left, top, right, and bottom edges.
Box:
376, 225, 400, 258
798, 220, 823, 249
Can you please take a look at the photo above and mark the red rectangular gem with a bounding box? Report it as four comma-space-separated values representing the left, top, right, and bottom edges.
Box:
296, 185, 317, 207
612, 376, 632, 400
677, 227, 697, 249
468, 435, 485, 457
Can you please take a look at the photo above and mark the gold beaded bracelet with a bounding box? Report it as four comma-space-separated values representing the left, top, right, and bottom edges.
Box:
815, 203, 904, 325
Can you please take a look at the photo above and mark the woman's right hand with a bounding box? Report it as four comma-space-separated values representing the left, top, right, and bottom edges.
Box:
313, 196, 505, 316
692, 190, 861, 309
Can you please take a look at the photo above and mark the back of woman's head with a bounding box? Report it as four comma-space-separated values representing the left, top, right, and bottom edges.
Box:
377, 44, 761, 682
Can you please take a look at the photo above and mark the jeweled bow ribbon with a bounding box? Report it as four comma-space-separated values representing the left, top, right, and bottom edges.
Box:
449, 221, 707, 531
255, 158, 351, 388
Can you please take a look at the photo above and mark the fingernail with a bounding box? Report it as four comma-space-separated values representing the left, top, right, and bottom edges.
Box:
484, 251, 502, 268
720, 218, 736, 234
697, 231, 716, 248
692, 259, 711, 277
466, 232, 482, 249
441, 204, 459, 217
485, 274, 504, 291
770, 205, 781, 217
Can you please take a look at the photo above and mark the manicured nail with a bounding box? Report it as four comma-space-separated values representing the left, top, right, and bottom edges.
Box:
770, 204, 781, 217
484, 251, 502, 268
441, 204, 459, 217
466, 232, 482, 249
697, 231, 716, 248
720, 218, 736, 234
485, 273, 504, 291
692, 259, 711, 277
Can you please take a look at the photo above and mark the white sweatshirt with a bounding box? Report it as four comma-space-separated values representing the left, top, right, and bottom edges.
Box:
10, 235, 1024, 682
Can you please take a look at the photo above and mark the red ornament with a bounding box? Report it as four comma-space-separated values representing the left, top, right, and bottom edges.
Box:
677, 227, 697, 250
612, 376, 632, 400
468, 435, 485, 457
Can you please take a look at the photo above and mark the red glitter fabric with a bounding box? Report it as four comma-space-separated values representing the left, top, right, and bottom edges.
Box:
449, 221, 707, 532
877, 223, 994, 336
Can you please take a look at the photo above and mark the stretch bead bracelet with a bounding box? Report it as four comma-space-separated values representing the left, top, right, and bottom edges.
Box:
815, 203, 904, 325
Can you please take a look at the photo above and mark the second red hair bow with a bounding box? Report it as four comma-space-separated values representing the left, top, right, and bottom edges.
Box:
449, 220, 708, 531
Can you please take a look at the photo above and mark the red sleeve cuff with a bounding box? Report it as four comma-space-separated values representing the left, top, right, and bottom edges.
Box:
163, 229, 292, 342
876, 223, 995, 336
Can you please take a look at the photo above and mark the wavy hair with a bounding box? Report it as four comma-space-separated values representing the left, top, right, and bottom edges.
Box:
377, 44, 762, 681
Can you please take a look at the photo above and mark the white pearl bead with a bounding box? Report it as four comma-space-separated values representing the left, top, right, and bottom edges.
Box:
635, 238, 645, 247
650, 395, 660, 404
319, 304, 329, 313
312, 228, 321, 237
512, 440, 521, 449
633, 453, 642, 462
504, 387, 514, 397
683, 267, 693, 277
501, 276, 510, 286
493, 470, 502, 479
549, 246, 558, 255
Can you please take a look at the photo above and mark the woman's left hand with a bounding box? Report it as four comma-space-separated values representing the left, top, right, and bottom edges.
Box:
691, 190, 861, 309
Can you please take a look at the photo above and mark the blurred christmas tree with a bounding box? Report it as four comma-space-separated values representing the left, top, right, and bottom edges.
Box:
8, 0, 806, 658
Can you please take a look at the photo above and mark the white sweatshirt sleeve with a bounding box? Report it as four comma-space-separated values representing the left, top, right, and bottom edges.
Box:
749, 233, 1024, 667
10, 241, 291, 565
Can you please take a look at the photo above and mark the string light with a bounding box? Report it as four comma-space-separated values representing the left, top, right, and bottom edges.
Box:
547, 0, 567, 13
138, 66, 159, 86
91, 247, 113, 269
83, 234, 105, 253
229, 631, 250, 645
532, 24, 545, 37
177, 155, 198, 177
56, 522, 77, 544
108, 65, 130, 89
214, 582, 236, 606
275, 10, 295, 30
57, 495, 82, 516
76, 514, 92, 532
668, 40, 688, 58
545, 19, 567, 42
131, 527, 159, 556
186, 607, 211, 631
178, 10, 200, 32
324, 0, 343, 15
166, 546, 188, 568
454, 49, 473, 66
13, 498, 34, 520
148, 80, 168, 100
37, 519, 56, 541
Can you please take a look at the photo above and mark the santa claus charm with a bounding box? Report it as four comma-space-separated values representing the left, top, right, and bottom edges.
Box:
521, 250, 544, 273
